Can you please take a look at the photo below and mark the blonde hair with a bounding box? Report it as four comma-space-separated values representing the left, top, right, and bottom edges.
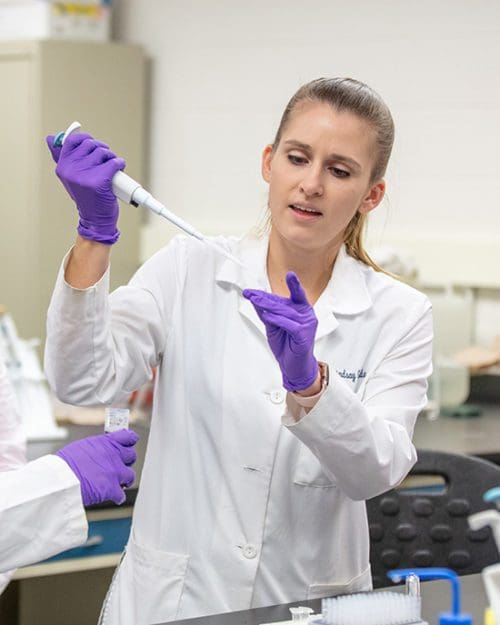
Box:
269, 77, 395, 272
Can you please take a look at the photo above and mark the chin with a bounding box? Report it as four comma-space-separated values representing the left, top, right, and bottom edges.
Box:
275, 222, 334, 249
285, 232, 332, 254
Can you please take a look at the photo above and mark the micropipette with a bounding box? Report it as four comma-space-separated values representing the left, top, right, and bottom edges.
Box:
54, 121, 246, 269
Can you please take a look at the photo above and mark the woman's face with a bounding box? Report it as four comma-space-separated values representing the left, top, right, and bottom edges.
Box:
262, 100, 385, 256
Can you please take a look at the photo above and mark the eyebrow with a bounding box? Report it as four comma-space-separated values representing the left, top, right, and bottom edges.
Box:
283, 140, 361, 172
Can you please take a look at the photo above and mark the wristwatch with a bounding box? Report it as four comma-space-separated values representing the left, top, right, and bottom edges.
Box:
291, 361, 329, 408
318, 361, 329, 393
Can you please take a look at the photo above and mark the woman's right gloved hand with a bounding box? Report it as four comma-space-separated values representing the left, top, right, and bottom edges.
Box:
54, 430, 139, 506
45, 133, 126, 244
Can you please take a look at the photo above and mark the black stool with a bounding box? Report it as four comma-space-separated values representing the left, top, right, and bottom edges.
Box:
366, 449, 500, 588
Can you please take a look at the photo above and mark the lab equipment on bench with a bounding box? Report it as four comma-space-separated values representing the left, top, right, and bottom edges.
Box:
53, 122, 246, 270
484, 489, 500, 508
0, 308, 66, 440
289, 606, 314, 622
315, 591, 427, 625
469, 509, 500, 625
388, 568, 472, 625
261, 573, 427, 625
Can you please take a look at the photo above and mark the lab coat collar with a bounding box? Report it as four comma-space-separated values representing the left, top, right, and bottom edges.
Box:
215, 234, 373, 339
317, 244, 373, 317
216, 234, 270, 338
312, 244, 373, 340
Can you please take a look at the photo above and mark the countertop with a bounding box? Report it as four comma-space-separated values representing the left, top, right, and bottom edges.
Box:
413, 403, 500, 464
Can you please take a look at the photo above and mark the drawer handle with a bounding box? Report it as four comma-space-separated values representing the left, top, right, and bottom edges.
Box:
82, 534, 104, 548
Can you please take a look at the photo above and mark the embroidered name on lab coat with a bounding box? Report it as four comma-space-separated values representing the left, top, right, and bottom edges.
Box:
336, 368, 367, 383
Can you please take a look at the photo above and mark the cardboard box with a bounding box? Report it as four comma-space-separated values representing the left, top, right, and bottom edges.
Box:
0, 0, 111, 42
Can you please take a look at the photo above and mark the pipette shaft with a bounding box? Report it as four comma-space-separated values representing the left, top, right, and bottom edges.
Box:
116, 173, 245, 268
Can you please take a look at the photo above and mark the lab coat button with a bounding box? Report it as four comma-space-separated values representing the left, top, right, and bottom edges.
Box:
269, 389, 285, 404
242, 544, 258, 559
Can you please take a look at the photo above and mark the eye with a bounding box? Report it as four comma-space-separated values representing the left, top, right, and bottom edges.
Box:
329, 166, 350, 178
287, 154, 307, 165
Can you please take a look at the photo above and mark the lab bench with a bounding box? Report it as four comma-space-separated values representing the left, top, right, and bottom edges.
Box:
413, 403, 500, 466
162, 573, 488, 625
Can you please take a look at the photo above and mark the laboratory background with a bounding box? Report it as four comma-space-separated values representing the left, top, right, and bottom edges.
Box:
1, 0, 500, 624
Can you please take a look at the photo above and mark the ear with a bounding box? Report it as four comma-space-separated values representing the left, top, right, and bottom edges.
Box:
261, 144, 274, 183
358, 179, 386, 215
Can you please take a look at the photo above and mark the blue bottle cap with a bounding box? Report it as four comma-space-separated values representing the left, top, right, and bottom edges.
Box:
388, 568, 473, 625
484, 487, 500, 503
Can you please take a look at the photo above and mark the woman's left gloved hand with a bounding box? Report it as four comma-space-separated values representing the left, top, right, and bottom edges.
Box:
243, 272, 319, 391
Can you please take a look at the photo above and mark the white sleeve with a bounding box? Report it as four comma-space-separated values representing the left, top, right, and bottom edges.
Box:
0, 455, 88, 573
45, 238, 185, 406
283, 299, 433, 501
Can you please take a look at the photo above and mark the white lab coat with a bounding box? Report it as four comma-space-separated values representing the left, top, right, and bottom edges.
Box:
0, 454, 88, 572
45, 234, 433, 625
0, 361, 26, 591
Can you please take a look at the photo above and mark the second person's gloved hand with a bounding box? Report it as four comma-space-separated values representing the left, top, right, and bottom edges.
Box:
243, 272, 319, 392
54, 429, 139, 506
45, 133, 126, 244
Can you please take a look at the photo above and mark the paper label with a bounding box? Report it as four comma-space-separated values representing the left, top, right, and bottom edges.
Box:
104, 407, 130, 432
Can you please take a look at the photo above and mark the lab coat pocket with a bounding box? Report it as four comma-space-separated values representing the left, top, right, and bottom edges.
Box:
129, 536, 189, 624
307, 566, 372, 599
293, 444, 337, 488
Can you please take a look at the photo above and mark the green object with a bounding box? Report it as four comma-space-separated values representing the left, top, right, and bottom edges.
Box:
441, 404, 482, 418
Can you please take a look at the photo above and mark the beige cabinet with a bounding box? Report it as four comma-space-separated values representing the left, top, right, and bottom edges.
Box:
0, 40, 146, 346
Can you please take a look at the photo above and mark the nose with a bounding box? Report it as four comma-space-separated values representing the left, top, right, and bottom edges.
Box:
299, 165, 324, 197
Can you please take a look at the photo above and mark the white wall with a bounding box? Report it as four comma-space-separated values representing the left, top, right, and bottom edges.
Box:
112, 0, 500, 345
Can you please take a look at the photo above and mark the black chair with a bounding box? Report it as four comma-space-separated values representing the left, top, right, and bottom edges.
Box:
366, 449, 500, 588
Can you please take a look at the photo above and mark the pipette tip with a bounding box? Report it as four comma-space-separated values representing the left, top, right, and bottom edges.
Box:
201, 238, 246, 269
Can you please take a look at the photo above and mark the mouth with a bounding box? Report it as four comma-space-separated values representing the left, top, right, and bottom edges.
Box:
289, 203, 323, 218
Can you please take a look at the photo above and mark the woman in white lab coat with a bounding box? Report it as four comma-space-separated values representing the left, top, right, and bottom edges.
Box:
0, 361, 139, 576
44, 77, 433, 625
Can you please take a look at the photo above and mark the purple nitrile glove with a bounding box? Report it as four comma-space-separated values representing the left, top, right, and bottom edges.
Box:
55, 430, 139, 506
243, 272, 319, 391
45, 133, 126, 244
